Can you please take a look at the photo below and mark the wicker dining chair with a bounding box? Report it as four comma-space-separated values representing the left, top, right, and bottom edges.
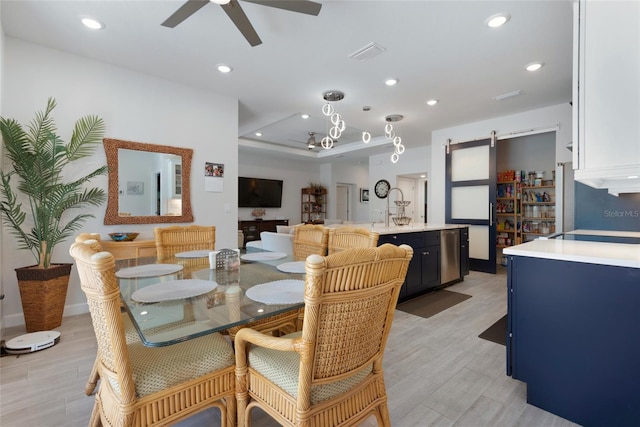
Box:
327, 226, 380, 255
154, 225, 216, 259
76, 233, 142, 396
292, 224, 329, 261
74, 233, 132, 396
234, 243, 413, 427
70, 241, 236, 427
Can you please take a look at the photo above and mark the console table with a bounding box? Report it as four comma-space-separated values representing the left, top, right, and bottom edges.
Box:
102, 238, 157, 260
238, 219, 289, 247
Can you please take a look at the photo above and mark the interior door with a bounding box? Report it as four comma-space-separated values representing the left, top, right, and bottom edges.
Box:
445, 135, 497, 273
336, 184, 349, 221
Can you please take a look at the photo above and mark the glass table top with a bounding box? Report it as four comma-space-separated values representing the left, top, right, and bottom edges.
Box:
117, 249, 303, 347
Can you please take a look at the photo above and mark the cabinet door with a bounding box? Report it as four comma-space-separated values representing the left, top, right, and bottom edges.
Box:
574, 0, 640, 190
421, 245, 441, 291
378, 233, 422, 300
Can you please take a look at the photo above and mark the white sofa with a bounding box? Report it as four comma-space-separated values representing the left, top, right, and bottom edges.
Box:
260, 231, 293, 255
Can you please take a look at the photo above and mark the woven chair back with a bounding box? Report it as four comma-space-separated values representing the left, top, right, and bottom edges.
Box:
69, 241, 136, 404
327, 227, 380, 255
154, 225, 216, 259
75, 232, 103, 251
292, 224, 329, 261
299, 243, 413, 391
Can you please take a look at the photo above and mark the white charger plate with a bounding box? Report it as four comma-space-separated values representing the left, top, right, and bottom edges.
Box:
276, 261, 306, 274
241, 252, 287, 262
116, 264, 183, 279
245, 280, 305, 304
175, 250, 213, 258
131, 279, 217, 303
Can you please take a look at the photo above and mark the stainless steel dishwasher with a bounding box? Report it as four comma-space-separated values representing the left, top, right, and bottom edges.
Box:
440, 229, 460, 285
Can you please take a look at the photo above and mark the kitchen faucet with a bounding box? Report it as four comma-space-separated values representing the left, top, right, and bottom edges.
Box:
385, 187, 405, 227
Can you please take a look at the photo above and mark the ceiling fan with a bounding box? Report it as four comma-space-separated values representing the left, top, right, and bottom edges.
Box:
162, 0, 322, 47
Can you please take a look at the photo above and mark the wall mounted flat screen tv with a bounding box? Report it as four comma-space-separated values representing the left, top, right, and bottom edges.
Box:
238, 177, 283, 208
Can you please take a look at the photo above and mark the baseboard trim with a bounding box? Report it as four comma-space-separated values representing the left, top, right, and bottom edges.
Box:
3, 302, 89, 329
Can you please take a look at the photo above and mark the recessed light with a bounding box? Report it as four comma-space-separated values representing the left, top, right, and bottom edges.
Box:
217, 64, 233, 73
301, 114, 310, 119
426, 99, 438, 106
81, 17, 104, 30
211, 0, 231, 4
486, 13, 511, 28
628, 175, 639, 179
255, 132, 262, 137
525, 62, 544, 72
385, 78, 398, 86
420, 174, 426, 178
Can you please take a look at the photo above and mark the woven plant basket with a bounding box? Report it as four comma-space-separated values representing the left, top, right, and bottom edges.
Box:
16, 263, 72, 332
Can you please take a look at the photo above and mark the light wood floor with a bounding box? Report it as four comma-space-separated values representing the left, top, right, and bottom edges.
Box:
0, 269, 580, 426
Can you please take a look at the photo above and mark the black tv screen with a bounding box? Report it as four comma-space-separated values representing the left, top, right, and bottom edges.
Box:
238, 177, 283, 208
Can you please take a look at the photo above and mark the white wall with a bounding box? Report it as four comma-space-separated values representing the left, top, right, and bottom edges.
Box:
1, 38, 238, 328
323, 162, 370, 222
238, 148, 321, 224
430, 103, 573, 224
368, 145, 431, 223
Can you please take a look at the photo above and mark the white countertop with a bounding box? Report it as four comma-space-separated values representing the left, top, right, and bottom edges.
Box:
504, 233, 640, 269
349, 223, 467, 235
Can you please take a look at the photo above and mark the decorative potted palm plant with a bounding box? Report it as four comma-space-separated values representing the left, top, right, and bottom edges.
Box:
0, 98, 107, 332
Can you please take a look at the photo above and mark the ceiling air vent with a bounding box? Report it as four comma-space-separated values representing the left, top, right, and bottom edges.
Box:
493, 90, 522, 101
348, 42, 386, 62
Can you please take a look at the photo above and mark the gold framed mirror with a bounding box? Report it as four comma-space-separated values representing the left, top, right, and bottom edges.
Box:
103, 138, 194, 225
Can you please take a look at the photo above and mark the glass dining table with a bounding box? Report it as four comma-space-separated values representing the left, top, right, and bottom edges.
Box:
116, 248, 305, 347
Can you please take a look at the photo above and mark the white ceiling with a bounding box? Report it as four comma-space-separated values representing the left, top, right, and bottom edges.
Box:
1, 0, 574, 164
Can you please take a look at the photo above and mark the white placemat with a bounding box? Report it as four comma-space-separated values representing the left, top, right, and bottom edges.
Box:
245, 280, 305, 304
276, 261, 306, 274
175, 250, 213, 258
241, 251, 287, 262
131, 279, 217, 303
116, 264, 183, 279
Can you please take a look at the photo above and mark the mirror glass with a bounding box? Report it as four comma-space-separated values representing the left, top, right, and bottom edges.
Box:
103, 138, 194, 225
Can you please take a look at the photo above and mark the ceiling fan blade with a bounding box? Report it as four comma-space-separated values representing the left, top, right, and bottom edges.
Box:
221, 0, 262, 46
161, 0, 210, 28
242, 0, 322, 16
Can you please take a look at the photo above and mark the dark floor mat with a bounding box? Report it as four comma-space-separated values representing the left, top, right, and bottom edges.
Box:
397, 289, 471, 319
478, 314, 507, 346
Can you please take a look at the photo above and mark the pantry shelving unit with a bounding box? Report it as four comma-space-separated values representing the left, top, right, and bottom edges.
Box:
521, 185, 556, 242
496, 180, 521, 248
496, 172, 557, 252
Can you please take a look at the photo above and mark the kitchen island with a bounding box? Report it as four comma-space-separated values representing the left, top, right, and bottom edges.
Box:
504, 231, 640, 426
349, 223, 469, 301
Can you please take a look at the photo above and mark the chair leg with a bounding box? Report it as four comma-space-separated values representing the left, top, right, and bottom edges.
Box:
85, 356, 100, 395
225, 395, 237, 427
89, 401, 101, 427
378, 402, 392, 427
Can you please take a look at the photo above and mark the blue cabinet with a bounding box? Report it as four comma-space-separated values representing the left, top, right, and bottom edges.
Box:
507, 255, 640, 426
379, 230, 450, 301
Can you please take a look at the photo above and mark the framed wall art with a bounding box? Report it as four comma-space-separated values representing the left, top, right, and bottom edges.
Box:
360, 188, 369, 203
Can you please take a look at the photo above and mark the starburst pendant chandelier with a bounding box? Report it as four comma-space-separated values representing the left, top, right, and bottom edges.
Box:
385, 114, 405, 163
321, 90, 346, 149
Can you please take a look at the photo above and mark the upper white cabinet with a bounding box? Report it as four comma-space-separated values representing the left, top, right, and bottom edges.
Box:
573, 0, 640, 195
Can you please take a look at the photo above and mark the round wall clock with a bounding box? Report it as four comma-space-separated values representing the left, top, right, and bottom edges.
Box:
374, 179, 391, 198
